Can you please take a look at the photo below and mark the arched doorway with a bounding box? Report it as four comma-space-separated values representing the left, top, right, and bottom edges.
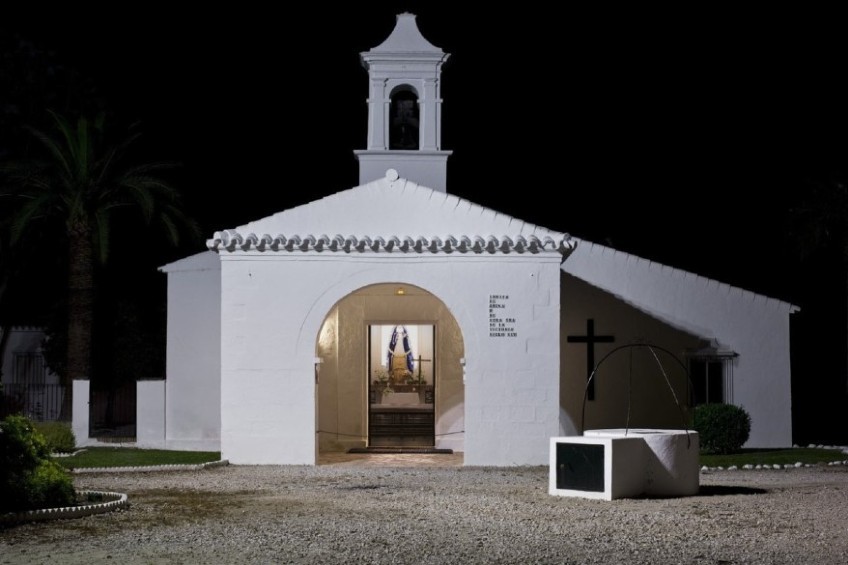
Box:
315, 283, 465, 455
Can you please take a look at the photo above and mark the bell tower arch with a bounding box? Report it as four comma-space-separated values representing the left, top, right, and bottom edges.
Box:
354, 12, 452, 192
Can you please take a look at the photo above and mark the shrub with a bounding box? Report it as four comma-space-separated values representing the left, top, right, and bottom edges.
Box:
34, 421, 77, 453
0, 414, 75, 513
693, 403, 752, 454
26, 459, 76, 510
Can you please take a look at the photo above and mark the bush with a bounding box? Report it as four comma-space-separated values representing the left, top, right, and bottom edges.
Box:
34, 421, 76, 453
27, 459, 76, 510
0, 414, 75, 513
694, 403, 752, 454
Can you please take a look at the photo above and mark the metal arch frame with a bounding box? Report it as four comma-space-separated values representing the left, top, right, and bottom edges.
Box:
579, 342, 695, 448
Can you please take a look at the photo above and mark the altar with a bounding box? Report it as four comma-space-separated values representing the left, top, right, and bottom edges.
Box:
369, 385, 435, 446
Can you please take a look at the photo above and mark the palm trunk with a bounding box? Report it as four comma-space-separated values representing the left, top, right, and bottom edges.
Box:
62, 224, 94, 421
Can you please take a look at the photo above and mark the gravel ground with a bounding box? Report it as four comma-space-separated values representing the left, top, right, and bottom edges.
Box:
1, 461, 847, 564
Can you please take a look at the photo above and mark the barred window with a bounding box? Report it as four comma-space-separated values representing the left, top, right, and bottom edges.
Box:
686, 341, 737, 405
13, 352, 47, 385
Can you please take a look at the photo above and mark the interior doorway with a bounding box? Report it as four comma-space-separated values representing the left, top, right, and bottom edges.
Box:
314, 283, 464, 456
368, 324, 434, 446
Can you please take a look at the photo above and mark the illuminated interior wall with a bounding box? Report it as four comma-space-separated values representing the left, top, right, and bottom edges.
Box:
316, 284, 464, 452
369, 324, 434, 385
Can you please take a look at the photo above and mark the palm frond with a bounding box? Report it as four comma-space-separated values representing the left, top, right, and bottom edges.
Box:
121, 181, 157, 221
157, 213, 180, 246
9, 193, 53, 243
95, 144, 121, 187
5, 110, 197, 265
23, 125, 73, 181
0, 161, 55, 194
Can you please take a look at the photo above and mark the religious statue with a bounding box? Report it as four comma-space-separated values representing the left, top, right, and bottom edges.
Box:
387, 325, 414, 385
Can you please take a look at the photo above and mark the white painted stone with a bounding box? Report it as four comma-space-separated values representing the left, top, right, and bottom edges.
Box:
550, 429, 699, 500
72, 380, 95, 447
583, 429, 700, 497
136, 380, 165, 449
549, 435, 646, 500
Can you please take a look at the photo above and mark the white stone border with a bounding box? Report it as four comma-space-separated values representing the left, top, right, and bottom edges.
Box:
0, 491, 128, 525
71, 459, 229, 474
700, 446, 848, 472
1, 461, 229, 525
701, 461, 848, 472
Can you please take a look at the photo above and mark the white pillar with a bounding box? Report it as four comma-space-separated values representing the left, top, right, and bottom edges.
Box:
72, 380, 95, 447
136, 380, 166, 449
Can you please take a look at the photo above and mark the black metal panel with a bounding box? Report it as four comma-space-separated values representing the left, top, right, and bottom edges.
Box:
555, 442, 605, 492
369, 409, 434, 437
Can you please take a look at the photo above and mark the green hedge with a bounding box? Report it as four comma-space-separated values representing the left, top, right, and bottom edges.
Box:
694, 403, 752, 454
0, 414, 75, 513
34, 421, 77, 453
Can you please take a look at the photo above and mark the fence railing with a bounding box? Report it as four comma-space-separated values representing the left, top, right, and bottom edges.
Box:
0, 383, 66, 421
0, 382, 137, 439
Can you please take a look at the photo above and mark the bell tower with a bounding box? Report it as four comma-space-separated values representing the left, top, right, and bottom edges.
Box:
354, 13, 452, 192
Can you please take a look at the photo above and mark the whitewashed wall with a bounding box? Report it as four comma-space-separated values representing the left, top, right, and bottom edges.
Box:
560, 273, 703, 436
160, 251, 221, 451
219, 252, 563, 466
562, 240, 796, 447
357, 155, 450, 194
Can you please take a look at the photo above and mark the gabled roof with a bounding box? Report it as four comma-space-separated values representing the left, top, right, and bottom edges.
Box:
563, 237, 800, 325
158, 250, 219, 273
207, 171, 573, 256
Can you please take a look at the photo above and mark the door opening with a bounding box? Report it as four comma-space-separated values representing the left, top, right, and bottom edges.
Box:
368, 324, 434, 446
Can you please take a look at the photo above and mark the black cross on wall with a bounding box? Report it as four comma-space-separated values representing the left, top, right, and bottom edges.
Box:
567, 318, 615, 401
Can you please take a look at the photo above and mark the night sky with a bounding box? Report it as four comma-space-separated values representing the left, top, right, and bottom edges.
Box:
4, 4, 848, 430
7, 5, 847, 299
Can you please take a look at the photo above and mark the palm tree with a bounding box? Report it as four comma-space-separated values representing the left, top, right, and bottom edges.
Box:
1, 110, 200, 420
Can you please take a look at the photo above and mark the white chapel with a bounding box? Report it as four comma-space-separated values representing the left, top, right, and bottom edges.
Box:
138, 13, 797, 466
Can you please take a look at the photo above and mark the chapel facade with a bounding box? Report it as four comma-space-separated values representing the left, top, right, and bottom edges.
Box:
138, 13, 796, 466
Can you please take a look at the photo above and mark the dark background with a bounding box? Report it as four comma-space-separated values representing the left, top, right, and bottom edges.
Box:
3, 3, 847, 442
